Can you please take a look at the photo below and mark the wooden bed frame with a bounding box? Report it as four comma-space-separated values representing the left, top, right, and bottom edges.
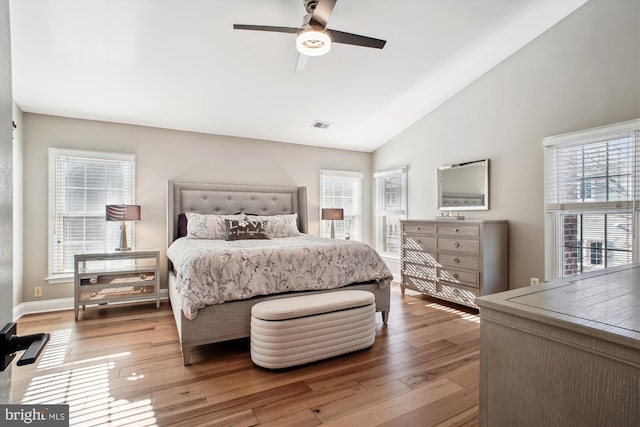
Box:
166, 181, 391, 365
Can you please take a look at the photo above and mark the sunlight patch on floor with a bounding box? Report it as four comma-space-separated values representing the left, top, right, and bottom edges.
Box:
17, 329, 158, 426
426, 302, 480, 323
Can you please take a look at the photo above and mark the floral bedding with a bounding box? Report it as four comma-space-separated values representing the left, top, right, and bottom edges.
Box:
167, 235, 393, 320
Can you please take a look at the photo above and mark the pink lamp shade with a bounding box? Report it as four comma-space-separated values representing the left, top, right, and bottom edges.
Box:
106, 205, 141, 251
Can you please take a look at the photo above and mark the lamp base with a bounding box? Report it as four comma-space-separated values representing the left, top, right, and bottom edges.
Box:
116, 221, 131, 251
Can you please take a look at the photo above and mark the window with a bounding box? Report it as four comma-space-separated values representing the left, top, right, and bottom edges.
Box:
48, 148, 136, 281
319, 170, 362, 240
544, 119, 640, 280
374, 166, 407, 258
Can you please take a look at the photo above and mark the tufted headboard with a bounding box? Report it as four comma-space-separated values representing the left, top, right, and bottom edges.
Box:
440, 192, 485, 208
167, 181, 308, 247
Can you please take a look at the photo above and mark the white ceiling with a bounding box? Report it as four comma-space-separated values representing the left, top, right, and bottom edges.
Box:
9, 0, 587, 152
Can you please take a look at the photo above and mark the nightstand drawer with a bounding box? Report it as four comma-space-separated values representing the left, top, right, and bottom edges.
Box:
437, 237, 479, 253
403, 223, 436, 234
437, 253, 479, 269
79, 284, 155, 303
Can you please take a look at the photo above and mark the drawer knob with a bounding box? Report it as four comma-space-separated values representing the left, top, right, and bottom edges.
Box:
417, 227, 421, 230
453, 242, 460, 247
454, 257, 460, 263
417, 239, 421, 244
453, 274, 459, 279
454, 228, 459, 232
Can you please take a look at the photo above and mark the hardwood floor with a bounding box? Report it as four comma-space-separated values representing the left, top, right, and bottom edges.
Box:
12, 284, 481, 426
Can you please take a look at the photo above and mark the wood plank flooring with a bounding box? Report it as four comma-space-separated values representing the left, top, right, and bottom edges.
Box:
11, 284, 481, 426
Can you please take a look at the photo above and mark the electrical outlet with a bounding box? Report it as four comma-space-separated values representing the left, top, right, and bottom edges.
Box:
530, 278, 540, 286
34, 287, 43, 298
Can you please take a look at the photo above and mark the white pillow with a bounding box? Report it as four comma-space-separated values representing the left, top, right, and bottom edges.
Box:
251, 213, 300, 238
185, 213, 245, 239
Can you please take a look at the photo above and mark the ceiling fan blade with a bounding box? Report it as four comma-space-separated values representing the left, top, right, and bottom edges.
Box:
295, 53, 310, 72
309, 0, 337, 30
327, 29, 386, 49
233, 24, 299, 35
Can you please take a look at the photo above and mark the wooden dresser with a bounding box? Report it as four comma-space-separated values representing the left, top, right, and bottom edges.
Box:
476, 265, 640, 426
400, 219, 508, 308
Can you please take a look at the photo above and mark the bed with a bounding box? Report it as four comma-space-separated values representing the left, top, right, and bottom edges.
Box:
166, 181, 392, 365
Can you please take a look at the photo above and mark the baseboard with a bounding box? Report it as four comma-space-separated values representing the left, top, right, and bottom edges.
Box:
14, 289, 169, 320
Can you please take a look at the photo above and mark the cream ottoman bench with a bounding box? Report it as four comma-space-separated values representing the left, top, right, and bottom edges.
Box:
250, 290, 376, 369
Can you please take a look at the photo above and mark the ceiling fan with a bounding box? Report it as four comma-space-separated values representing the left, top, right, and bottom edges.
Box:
233, 0, 386, 71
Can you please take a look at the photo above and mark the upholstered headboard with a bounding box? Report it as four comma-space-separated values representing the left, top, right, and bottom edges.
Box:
167, 181, 308, 247
440, 192, 485, 208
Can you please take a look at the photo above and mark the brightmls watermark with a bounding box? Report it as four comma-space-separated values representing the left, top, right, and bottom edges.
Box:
1, 405, 69, 426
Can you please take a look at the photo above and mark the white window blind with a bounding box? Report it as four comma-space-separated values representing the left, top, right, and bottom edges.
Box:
319, 170, 362, 240
48, 148, 136, 280
544, 119, 640, 279
374, 166, 407, 258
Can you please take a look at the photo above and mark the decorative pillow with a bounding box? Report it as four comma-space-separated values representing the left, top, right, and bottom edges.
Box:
185, 213, 245, 239
251, 213, 299, 238
177, 213, 188, 238
225, 219, 270, 241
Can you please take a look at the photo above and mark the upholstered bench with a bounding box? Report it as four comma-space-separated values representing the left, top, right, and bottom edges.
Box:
250, 290, 376, 369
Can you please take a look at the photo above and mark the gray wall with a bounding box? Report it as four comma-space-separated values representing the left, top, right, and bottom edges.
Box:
21, 114, 372, 302
12, 102, 23, 309
1, 0, 13, 401
372, 0, 640, 289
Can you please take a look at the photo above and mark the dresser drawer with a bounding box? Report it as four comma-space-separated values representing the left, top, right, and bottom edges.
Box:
439, 283, 479, 306
403, 222, 436, 234
403, 263, 437, 280
403, 249, 437, 265
437, 224, 480, 237
403, 276, 438, 295
437, 252, 479, 269
438, 267, 479, 287
437, 237, 479, 253
403, 234, 436, 251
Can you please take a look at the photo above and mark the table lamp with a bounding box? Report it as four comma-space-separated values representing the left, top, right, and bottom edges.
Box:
322, 208, 344, 239
106, 204, 141, 251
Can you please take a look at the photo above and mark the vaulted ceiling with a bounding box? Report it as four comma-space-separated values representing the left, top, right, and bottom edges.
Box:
9, 0, 587, 152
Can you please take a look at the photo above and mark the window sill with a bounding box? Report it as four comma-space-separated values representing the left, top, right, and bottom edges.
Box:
380, 253, 400, 262
46, 274, 73, 285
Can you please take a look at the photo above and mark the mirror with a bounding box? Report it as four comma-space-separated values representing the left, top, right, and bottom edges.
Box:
438, 159, 489, 211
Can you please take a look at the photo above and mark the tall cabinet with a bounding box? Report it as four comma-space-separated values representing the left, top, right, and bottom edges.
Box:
400, 219, 508, 308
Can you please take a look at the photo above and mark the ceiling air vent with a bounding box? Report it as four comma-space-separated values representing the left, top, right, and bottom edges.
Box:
311, 120, 332, 130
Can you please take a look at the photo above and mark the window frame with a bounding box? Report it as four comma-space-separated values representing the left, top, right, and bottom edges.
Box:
319, 169, 363, 241
374, 166, 408, 260
543, 119, 640, 280
48, 148, 136, 283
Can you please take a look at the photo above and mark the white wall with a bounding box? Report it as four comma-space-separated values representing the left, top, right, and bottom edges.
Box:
372, 0, 640, 289
21, 114, 372, 302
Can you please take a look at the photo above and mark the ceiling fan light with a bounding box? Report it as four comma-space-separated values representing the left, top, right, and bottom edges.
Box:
296, 30, 331, 56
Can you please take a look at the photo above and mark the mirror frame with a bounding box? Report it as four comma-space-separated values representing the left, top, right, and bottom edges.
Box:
437, 159, 489, 211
